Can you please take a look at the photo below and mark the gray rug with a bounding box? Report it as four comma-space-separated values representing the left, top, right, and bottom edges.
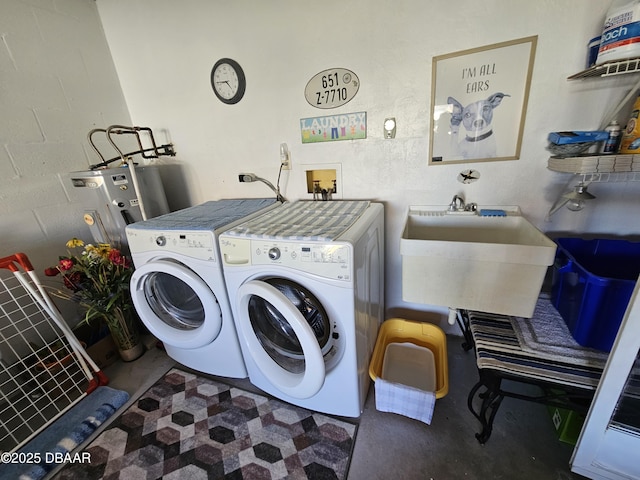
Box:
511, 294, 608, 367
54, 368, 357, 479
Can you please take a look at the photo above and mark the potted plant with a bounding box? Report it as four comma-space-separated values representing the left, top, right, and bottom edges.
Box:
45, 238, 143, 361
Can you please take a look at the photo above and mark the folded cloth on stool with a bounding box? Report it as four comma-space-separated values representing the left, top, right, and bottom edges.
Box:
374, 378, 436, 424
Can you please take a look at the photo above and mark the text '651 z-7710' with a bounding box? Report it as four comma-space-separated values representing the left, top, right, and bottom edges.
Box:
305, 68, 359, 109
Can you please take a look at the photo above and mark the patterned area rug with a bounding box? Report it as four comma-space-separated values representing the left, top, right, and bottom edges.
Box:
54, 368, 357, 479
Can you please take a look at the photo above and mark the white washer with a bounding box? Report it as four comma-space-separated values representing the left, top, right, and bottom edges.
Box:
219, 201, 384, 417
126, 199, 281, 378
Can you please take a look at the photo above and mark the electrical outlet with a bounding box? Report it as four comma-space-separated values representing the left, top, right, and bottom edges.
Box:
280, 143, 291, 170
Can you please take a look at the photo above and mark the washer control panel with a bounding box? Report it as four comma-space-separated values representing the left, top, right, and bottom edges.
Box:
220, 238, 352, 281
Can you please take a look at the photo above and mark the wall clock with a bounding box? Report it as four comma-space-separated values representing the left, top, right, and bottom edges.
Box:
211, 58, 246, 104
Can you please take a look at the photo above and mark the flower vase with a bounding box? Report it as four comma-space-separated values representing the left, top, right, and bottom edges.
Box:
104, 308, 144, 362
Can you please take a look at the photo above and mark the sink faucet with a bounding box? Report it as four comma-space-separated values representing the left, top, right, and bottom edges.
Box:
449, 195, 465, 212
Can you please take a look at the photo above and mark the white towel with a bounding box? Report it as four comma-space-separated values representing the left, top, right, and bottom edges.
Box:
374, 378, 436, 425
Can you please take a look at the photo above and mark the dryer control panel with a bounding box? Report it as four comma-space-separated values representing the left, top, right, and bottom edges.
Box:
220, 238, 352, 281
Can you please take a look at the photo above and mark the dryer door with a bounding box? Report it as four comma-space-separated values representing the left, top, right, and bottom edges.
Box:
237, 278, 330, 399
130, 259, 222, 348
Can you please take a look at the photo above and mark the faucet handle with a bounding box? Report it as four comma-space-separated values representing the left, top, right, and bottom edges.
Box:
449, 195, 465, 211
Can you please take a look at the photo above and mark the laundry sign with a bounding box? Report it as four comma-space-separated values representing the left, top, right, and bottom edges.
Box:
300, 112, 367, 144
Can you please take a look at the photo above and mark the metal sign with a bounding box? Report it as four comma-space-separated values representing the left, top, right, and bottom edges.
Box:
304, 68, 359, 109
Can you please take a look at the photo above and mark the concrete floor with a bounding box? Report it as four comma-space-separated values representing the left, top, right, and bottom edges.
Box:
99, 335, 586, 480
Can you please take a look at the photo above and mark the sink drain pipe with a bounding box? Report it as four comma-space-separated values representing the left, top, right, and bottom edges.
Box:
448, 307, 458, 325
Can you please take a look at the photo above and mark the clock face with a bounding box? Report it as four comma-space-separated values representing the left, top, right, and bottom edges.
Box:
211, 58, 246, 104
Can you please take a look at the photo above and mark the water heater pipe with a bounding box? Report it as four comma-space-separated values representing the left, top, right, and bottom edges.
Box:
106, 125, 149, 221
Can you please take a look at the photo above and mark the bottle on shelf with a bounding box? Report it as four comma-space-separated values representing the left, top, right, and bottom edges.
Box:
601, 120, 622, 154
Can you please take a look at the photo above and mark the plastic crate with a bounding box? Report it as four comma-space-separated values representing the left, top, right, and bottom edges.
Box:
551, 238, 640, 352
369, 318, 448, 399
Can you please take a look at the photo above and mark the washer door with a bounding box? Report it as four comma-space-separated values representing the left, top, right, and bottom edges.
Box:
237, 278, 330, 399
130, 259, 222, 349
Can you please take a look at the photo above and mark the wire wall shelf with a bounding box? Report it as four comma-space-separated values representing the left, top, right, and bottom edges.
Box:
568, 57, 640, 80
579, 171, 640, 183
548, 154, 640, 182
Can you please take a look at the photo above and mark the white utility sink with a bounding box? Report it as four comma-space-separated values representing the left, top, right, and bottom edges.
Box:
401, 206, 557, 318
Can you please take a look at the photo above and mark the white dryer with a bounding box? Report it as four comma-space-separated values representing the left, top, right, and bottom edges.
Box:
126, 199, 280, 378
219, 201, 384, 417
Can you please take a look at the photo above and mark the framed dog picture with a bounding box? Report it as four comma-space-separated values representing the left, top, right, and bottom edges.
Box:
429, 36, 537, 165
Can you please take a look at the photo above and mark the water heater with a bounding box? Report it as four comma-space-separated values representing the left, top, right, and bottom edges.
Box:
67, 165, 169, 253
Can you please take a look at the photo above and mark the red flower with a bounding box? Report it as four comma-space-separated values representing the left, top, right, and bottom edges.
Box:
44, 267, 60, 277
62, 272, 84, 292
109, 249, 124, 265
109, 249, 132, 268
59, 258, 74, 271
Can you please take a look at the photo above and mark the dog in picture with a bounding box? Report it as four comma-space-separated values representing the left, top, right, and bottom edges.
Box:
448, 92, 509, 159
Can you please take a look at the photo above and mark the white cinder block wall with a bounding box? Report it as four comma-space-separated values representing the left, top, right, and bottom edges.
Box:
0, 0, 131, 273
2, 0, 639, 331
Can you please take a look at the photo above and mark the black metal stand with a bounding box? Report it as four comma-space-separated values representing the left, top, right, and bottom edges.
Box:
458, 309, 595, 444
456, 310, 474, 352
466, 368, 594, 444
467, 370, 504, 443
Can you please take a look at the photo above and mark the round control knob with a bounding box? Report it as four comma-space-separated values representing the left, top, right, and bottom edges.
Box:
268, 247, 281, 260
155, 236, 167, 247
